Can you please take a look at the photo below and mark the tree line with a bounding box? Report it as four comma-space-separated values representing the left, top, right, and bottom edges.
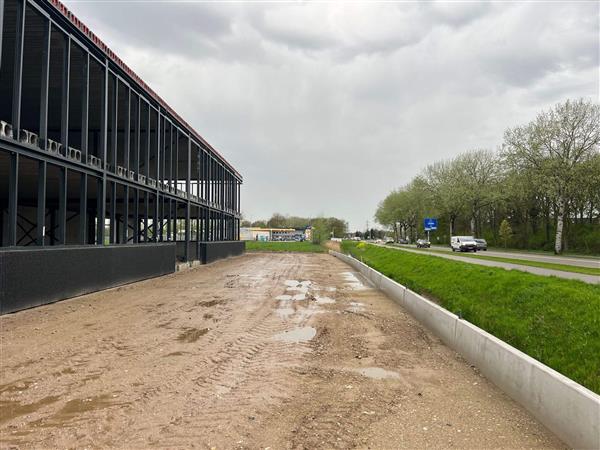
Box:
242, 214, 348, 244
375, 99, 600, 254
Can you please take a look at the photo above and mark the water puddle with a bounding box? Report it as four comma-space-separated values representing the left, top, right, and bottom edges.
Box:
0, 396, 60, 424
276, 307, 295, 319
164, 351, 190, 357
286, 286, 309, 292
341, 272, 367, 290
346, 302, 366, 313
354, 367, 400, 380
315, 296, 335, 304
277, 293, 306, 301
273, 327, 317, 343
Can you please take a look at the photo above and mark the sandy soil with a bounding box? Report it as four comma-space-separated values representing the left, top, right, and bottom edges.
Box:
0, 253, 564, 449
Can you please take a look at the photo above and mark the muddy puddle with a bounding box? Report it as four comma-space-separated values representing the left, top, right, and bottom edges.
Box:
346, 302, 366, 313
273, 327, 317, 343
314, 296, 335, 304
354, 367, 401, 380
0, 396, 60, 424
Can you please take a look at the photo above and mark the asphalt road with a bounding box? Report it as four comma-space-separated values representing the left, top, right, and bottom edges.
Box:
417, 245, 600, 268
382, 245, 599, 284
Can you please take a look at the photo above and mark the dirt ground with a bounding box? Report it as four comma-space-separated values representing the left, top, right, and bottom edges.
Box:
0, 252, 564, 449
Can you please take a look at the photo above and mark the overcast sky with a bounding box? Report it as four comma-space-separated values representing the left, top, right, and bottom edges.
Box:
64, 0, 599, 230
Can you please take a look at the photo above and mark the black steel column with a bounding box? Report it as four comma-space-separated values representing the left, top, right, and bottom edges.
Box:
36, 160, 46, 245
8, 153, 19, 246
58, 167, 67, 245
125, 88, 130, 172
110, 181, 116, 243
185, 137, 191, 260
96, 178, 103, 245
133, 188, 139, 243
122, 185, 129, 243
12, 0, 25, 134
97, 60, 108, 246
145, 104, 150, 178
79, 173, 87, 244
111, 77, 117, 170
81, 53, 89, 160
0, 0, 4, 67
143, 191, 149, 242
61, 37, 71, 149
39, 18, 50, 149
166, 198, 171, 241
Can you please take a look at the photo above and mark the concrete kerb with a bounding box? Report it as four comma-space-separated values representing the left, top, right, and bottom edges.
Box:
330, 250, 600, 450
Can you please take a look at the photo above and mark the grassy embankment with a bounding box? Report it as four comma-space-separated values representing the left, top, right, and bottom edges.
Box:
245, 240, 326, 253
403, 247, 600, 276
342, 241, 600, 394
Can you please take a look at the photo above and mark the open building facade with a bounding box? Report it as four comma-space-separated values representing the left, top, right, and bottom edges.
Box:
0, 0, 244, 313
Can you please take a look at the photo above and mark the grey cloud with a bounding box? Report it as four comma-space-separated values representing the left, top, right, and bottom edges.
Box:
63, 0, 599, 230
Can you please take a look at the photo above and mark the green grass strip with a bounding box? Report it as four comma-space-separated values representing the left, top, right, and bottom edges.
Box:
402, 247, 600, 276
342, 241, 600, 394
245, 240, 326, 253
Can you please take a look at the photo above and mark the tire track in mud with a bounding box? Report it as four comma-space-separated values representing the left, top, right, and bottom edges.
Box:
126, 253, 316, 447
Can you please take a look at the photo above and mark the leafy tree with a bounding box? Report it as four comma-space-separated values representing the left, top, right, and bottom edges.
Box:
503, 99, 600, 253
423, 159, 465, 238
373, 99, 600, 254
267, 213, 288, 228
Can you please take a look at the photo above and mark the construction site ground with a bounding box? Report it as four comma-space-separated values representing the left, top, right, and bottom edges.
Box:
0, 252, 564, 449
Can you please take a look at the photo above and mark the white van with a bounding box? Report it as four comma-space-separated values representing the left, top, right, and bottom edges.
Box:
450, 236, 478, 252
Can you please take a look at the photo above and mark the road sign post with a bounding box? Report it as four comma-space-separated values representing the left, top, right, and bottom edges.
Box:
424, 218, 438, 243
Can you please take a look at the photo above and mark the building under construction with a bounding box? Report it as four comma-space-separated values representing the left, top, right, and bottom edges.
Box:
0, 0, 244, 314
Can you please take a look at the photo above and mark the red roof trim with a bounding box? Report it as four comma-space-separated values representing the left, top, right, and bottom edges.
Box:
49, 0, 242, 180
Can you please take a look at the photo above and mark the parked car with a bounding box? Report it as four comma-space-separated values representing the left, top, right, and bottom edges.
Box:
450, 236, 478, 252
416, 239, 430, 248
398, 238, 409, 244
385, 240, 395, 245
474, 238, 487, 251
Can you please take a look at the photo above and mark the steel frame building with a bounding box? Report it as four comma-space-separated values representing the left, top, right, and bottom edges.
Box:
0, 0, 244, 313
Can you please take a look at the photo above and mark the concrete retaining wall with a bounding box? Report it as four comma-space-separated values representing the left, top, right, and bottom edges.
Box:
331, 251, 600, 449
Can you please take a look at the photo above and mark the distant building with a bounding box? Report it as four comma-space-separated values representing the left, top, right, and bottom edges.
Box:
241, 227, 312, 242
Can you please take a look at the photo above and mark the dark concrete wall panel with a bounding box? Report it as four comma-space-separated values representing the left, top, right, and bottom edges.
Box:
0, 244, 175, 314
200, 241, 245, 264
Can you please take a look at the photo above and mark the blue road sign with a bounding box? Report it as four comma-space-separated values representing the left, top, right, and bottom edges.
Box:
424, 218, 438, 231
